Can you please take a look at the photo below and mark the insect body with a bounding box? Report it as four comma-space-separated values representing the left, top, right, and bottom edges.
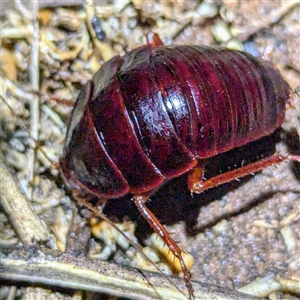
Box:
59, 33, 299, 299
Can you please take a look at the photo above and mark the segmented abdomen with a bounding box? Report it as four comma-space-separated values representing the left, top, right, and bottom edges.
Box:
60, 43, 291, 199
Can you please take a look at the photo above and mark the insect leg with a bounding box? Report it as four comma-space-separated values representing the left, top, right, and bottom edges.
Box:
146, 32, 164, 47
189, 154, 300, 194
133, 194, 195, 300
187, 162, 206, 192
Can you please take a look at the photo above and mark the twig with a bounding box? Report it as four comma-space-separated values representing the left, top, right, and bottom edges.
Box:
1, 77, 36, 100
14, 0, 32, 21
0, 158, 50, 245
233, 1, 300, 42
27, 0, 40, 200
1, 26, 32, 39
40, 31, 86, 61
7, 286, 17, 300
294, 86, 300, 140
0, 247, 262, 300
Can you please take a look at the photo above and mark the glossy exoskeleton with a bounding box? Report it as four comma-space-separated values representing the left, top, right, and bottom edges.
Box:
60, 33, 299, 300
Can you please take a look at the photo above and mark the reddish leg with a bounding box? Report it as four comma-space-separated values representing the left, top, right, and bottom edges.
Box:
189, 154, 300, 194
133, 195, 195, 300
187, 161, 206, 192
147, 32, 164, 47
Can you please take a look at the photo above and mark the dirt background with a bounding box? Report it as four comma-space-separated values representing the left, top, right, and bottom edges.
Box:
1, 1, 300, 300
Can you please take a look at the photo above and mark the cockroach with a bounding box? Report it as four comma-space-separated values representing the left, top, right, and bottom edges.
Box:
59, 32, 300, 300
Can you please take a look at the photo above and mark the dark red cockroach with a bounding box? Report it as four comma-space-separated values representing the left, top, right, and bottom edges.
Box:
59, 32, 300, 299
